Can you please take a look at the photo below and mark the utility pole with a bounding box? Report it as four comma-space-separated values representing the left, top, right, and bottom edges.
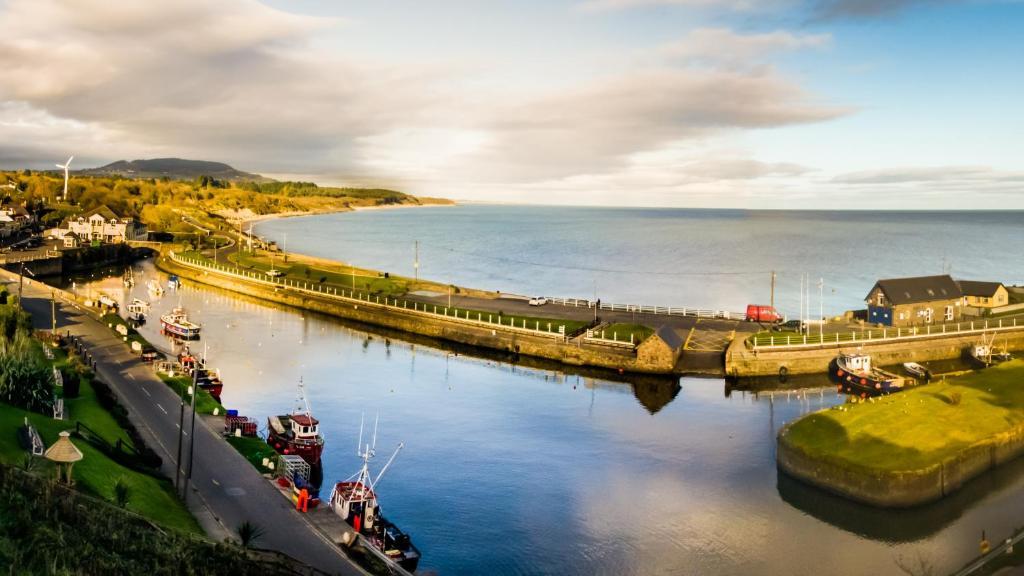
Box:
798, 274, 804, 334
414, 240, 419, 282
283, 232, 288, 263
448, 285, 452, 308
175, 380, 185, 492
183, 349, 200, 501
770, 271, 776, 312
819, 277, 824, 338
50, 292, 56, 333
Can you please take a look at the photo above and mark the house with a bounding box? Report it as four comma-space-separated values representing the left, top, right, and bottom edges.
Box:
59, 205, 146, 244
958, 280, 1008, 309
62, 231, 81, 248
636, 325, 684, 371
865, 275, 963, 327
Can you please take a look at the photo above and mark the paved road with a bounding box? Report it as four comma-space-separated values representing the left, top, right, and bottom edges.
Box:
11, 275, 363, 576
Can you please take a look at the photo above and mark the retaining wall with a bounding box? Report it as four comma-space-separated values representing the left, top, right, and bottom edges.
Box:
156, 256, 682, 375
726, 330, 1024, 377
777, 419, 1024, 507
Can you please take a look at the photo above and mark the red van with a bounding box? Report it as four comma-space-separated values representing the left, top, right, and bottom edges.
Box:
746, 304, 782, 323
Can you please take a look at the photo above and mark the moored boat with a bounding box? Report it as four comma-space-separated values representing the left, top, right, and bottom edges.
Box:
167, 275, 181, 290
328, 417, 420, 573
829, 353, 909, 397
178, 347, 224, 401
964, 343, 1012, 368
160, 307, 201, 340
147, 279, 165, 297
127, 298, 149, 325
267, 379, 325, 465
902, 362, 930, 380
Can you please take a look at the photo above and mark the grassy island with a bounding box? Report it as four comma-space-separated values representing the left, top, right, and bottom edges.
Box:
778, 360, 1024, 507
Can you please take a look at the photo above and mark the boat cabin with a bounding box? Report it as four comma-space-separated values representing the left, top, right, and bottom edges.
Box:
841, 353, 872, 374
290, 414, 320, 439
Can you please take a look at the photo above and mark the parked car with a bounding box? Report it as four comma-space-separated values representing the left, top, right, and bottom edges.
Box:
266, 269, 284, 278
528, 297, 548, 306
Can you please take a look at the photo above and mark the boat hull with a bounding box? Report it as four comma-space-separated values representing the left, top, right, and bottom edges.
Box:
829, 358, 902, 397
161, 319, 201, 340
267, 429, 324, 465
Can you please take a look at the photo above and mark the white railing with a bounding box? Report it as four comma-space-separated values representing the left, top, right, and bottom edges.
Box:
752, 318, 1023, 350
170, 252, 573, 341
582, 328, 639, 348
545, 297, 742, 320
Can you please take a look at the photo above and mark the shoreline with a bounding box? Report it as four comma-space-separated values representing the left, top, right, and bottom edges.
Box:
226, 197, 457, 226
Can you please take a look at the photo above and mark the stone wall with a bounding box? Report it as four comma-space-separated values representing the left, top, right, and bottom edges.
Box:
158, 256, 684, 375
725, 329, 1024, 377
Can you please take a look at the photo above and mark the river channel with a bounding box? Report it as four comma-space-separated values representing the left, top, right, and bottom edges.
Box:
65, 259, 1024, 575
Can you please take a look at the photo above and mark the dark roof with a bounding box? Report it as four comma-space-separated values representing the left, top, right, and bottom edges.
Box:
653, 325, 683, 350
957, 280, 1004, 298
867, 275, 961, 305
80, 205, 121, 221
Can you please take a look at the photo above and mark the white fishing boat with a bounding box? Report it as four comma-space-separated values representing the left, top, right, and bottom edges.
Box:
127, 298, 149, 324
160, 307, 201, 340
147, 279, 165, 297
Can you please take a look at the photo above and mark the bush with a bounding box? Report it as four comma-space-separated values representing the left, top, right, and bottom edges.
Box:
949, 392, 963, 406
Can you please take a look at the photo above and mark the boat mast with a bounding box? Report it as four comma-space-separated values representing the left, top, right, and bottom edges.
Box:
295, 376, 313, 418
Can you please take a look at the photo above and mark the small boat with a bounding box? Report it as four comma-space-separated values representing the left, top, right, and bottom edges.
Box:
328, 417, 420, 573
160, 307, 201, 340
123, 268, 134, 288
964, 334, 1012, 369
147, 279, 165, 297
127, 298, 149, 325
178, 347, 224, 401
829, 352, 910, 397
267, 379, 325, 465
903, 362, 931, 380
167, 275, 181, 290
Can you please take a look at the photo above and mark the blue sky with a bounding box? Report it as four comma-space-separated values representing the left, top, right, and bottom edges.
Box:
0, 0, 1021, 208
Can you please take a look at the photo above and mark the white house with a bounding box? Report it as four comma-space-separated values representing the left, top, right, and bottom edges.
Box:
59, 205, 146, 244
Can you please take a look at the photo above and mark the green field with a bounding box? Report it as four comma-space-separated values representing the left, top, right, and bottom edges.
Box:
0, 382, 199, 533
781, 360, 1024, 473
595, 323, 654, 343
228, 249, 412, 297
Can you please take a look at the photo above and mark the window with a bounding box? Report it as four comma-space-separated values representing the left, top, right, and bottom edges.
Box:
924, 308, 933, 323
945, 306, 953, 321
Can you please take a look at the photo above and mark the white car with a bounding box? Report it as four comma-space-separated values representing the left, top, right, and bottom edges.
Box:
266, 269, 284, 278
528, 297, 548, 306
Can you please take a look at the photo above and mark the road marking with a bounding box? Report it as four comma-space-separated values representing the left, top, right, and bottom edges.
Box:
211, 478, 220, 486
156, 403, 168, 414
142, 387, 150, 397
126, 373, 135, 381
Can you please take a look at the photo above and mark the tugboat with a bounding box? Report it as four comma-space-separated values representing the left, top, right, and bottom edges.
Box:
829, 352, 909, 397
328, 416, 421, 573
267, 379, 325, 466
160, 307, 201, 340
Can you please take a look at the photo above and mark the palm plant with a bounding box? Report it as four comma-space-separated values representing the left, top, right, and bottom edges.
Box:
236, 520, 265, 549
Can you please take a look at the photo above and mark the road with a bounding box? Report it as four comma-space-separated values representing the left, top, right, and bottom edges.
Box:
10, 274, 364, 576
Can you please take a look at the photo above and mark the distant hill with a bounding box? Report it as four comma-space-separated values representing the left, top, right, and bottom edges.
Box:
81, 158, 272, 182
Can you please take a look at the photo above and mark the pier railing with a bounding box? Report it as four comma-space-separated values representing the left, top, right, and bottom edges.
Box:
545, 297, 743, 321
169, 252, 577, 342
751, 318, 1023, 350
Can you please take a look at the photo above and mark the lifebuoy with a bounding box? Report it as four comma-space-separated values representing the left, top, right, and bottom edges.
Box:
875, 383, 881, 389
779, 366, 789, 377
837, 370, 844, 377
860, 378, 867, 385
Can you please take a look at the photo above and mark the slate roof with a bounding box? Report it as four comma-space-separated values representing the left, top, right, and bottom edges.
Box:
957, 280, 1004, 298
867, 275, 961, 305
80, 205, 121, 221
653, 325, 684, 350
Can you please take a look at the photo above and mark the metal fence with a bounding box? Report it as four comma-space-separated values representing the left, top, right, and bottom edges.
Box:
545, 297, 743, 320
751, 317, 1023, 350
170, 252, 575, 341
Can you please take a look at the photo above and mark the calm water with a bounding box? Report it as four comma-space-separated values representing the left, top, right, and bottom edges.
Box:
68, 207, 1024, 575
256, 206, 1024, 317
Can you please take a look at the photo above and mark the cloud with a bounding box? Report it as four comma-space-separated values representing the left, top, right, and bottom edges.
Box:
658, 28, 831, 69
809, 0, 954, 21
576, 0, 786, 12
832, 166, 1024, 185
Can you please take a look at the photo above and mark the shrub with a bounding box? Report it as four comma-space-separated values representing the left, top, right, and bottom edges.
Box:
949, 392, 963, 406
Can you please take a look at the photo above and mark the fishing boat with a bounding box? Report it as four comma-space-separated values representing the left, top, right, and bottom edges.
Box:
178, 346, 224, 401
267, 379, 325, 466
902, 362, 931, 380
964, 341, 1012, 368
167, 275, 181, 290
829, 352, 909, 397
123, 267, 135, 288
127, 298, 149, 325
147, 279, 165, 297
160, 307, 201, 340
328, 417, 420, 573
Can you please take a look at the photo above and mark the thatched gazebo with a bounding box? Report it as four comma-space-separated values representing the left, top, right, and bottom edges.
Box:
44, 431, 83, 485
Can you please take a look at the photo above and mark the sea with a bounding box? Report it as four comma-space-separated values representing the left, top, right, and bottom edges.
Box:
73, 206, 1024, 575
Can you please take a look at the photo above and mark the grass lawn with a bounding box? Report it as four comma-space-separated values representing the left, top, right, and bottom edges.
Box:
595, 323, 653, 343
0, 384, 199, 534
226, 435, 277, 473
100, 312, 152, 351
782, 360, 1024, 473
228, 250, 412, 298
158, 373, 224, 415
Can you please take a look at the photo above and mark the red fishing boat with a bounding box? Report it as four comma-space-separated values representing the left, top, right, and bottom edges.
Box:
267, 379, 325, 465
178, 347, 225, 402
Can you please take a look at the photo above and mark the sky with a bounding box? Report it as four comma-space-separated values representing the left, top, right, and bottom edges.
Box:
0, 0, 1021, 208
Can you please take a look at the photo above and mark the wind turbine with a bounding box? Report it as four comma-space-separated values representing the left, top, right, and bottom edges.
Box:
55, 155, 73, 201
